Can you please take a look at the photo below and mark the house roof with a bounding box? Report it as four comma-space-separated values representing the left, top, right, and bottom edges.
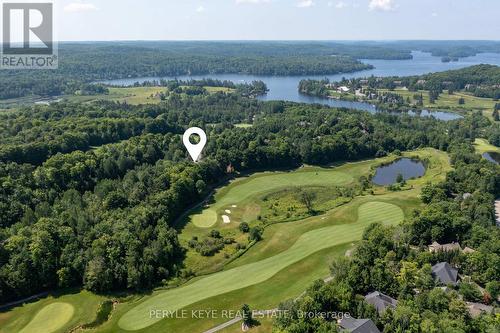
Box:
431, 262, 458, 285
364, 291, 397, 313
339, 317, 381, 333
429, 242, 461, 252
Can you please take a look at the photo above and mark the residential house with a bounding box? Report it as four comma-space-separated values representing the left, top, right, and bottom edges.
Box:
431, 262, 458, 286
338, 317, 381, 333
428, 241, 461, 253
364, 291, 397, 314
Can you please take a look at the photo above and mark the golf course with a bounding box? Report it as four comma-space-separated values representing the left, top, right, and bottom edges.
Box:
189, 169, 353, 228
119, 201, 403, 330
0, 149, 451, 333
0, 291, 107, 333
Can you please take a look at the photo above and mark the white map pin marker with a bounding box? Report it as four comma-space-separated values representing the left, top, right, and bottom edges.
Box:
183, 127, 207, 162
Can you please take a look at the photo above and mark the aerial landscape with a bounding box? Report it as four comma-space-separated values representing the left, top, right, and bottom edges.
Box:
0, 1, 499, 333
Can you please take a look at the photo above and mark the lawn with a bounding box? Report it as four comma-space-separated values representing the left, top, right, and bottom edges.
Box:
0, 290, 107, 333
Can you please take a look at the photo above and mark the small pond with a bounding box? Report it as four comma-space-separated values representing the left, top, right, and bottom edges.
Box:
483, 152, 500, 165
372, 158, 426, 186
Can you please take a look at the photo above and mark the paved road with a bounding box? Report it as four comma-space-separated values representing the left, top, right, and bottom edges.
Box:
0, 291, 49, 311
203, 317, 243, 333
203, 310, 278, 333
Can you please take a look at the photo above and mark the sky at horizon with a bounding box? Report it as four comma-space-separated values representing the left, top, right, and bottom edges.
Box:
45, 0, 500, 41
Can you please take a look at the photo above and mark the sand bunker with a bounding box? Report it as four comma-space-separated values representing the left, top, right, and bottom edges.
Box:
225, 209, 231, 214
222, 215, 231, 223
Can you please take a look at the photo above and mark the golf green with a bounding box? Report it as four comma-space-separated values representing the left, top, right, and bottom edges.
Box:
118, 201, 403, 330
19, 302, 74, 333
191, 169, 353, 228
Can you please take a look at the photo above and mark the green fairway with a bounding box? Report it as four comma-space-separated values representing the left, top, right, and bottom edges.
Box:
118, 201, 403, 331
18, 303, 74, 333
0, 291, 107, 333
190, 169, 353, 228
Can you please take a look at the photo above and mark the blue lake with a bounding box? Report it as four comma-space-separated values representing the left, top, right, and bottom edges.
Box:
101, 51, 500, 121
372, 158, 426, 186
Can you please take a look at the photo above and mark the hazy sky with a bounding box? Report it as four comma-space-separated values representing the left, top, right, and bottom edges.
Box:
52, 0, 499, 41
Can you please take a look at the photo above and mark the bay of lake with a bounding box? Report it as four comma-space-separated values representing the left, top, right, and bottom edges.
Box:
101, 51, 500, 121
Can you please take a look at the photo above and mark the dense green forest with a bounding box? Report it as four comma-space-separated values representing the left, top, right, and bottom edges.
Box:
274, 144, 500, 332
2, 89, 498, 303
389, 40, 500, 59
0, 42, 377, 100
0, 81, 269, 165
